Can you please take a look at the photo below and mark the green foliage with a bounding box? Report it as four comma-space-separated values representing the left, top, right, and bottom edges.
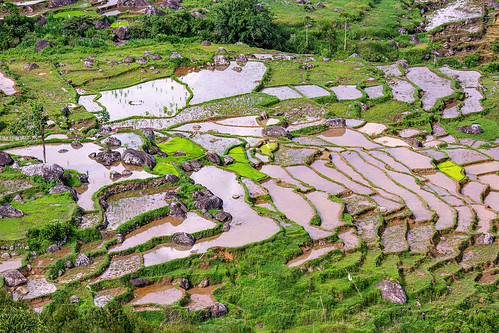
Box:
211, 0, 283, 48
77, 227, 102, 243
437, 161, 464, 181
131, 11, 202, 39
0, 288, 46, 333
61, 15, 94, 38
0, 3, 34, 50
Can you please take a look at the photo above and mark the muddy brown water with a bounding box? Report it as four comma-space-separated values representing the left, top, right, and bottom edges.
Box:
317, 128, 380, 149
364, 85, 384, 99
0, 259, 23, 272
406, 67, 453, 110
377, 64, 402, 77
311, 160, 374, 195
94, 287, 126, 307
177, 61, 266, 105
130, 285, 184, 306
387, 78, 415, 103
110, 213, 217, 253
286, 165, 347, 195
461, 88, 484, 115
330, 85, 363, 100
185, 285, 220, 311
338, 228, 360, 249
407, 225, 434, 253
78, 95, 102, 112
305, 191, 344, 230
287, 244, 335, 268
438, 67, 481, 88
357, 123, 388, 136
93, 254, 142, 282
381, 224, 408, 253
190, 134, 242, 156
6, 143, 152, 211
294, 85, 331, 98
444, 148, 490, 165
426, 0, 483, 31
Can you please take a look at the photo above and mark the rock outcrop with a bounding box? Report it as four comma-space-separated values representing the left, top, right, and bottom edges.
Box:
172, 232, 195, 246
20, 163, 65, 182
122, 149, 157, 169
35, 39, 54, 53
95, 151, 121, 166
49, 184, 78, 200
213, 55, 230, 66
75, 253, 93, 267
375, 279, 407, 304
0, 270, 27, 287
193, 192, 223, 213
210, 302, 228, 317
117, 0, 148, 7
0, 151, 13, 167
455, 124, 483, 134
47, 0, 78, 8
263, 126, 293, 140
0, 206, 25, 219
324, 118, 346, 128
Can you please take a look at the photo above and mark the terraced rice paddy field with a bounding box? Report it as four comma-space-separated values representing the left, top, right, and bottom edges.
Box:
1, 2, 499, 328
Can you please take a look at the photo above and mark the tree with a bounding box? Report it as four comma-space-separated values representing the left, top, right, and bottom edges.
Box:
211, 0, 283, 49
10, 101, 49, 163
0, 2, 34, 50
318, 21, 338, 55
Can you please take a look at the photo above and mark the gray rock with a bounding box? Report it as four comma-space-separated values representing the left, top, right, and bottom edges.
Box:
0, 151, 13, 167
455, 124, 483, 134
36, 15, 47, 28
116, 26, 129, 40
122, 149, 156, 169
164, 190, 179, 200
193, 193, 223, 213
75, 253, 93, 267
77, 174, 89, 183
144, 6, 165, 16
60, 107, 70, 117
130, 278, 152, 287
198, 279, 209, 288
21, 163, 65, 182
211, 302, 228, 317
350, 53, 360, 58
142, 128, 154, 142
213, 55, 230, 66
218, 47, 227, 53
123, 56, 135, 63
375, 279, 407, 304
117, 0, 148, 7
396, 59, 409, 69
223, 155, 235, 165
23, 63, 39, 71
94, 19, 111, 30
169, 52, 183, 59
263, 126, 292, 139
405, 138, 422, 147
0, 270, 27, 287
161, 0, 181, 10
206, 152, 221, 165
316, 2, 325, 7
35, 39, 54, 53
190, 159, 202, 169
169, 201, 187, 220
69, 295, 80, 303
164, 174, 180, 183
476, 233, 494, 245
150, 53, 162, 60
173, 278, 190, 289
181, 161, 193, 172
71, 140, 83, 148
236, 54, 248, 65
200, 40, 211, 46
1, 253, 10, 259
102, 136, 122, 147
95, 150, 121, 166
172, 232, 195, 247
172, 150, 186, 157
47, 0, 77, 8
46, 244, 60, 253
110, 171, 122, 180
215, 211, 232, 223
410, 35, 420, 45
137, 56, 148, 64
324, 118, 346, 129
65, 260, 74, 268
49, 184, 78, 200
116, 234, 124, 243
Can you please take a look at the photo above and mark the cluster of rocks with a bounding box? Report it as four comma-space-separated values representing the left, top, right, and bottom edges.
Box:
263, 126, 293, 140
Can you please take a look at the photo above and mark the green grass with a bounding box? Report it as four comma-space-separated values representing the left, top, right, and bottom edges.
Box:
437, 160, 465, 181
442, 117, 499, 142
0, 193, 78, 240
260, 142, 278, 155
226, 146, 267, 180
156, 137, 205, 163
110, 22, 129, 28
53, 11, 86, 19
152, 163, 179, 175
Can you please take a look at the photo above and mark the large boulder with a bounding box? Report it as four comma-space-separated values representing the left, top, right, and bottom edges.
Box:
236, 54, 248, 65
94, 19, 111, 30
476, 233, 494, 245
116, 26, 129, 40
215, 211, 232, 223
23, 63, 39, 71
263, 126, 292, 140
123, 56, 135, 63
20, 163, 64, 182
193, 193, 223, 213
455, 124, 483, 134
122, 149, 156, 169
142, 128, 154, 142
324, 118, 346, 129
117, 0, 148, 7
102, 136, 122, 147
46, 244, 60, 253
169, 201, 187, 220
213, 55, 230, 66
35, 39, 54, 53
172, 232, 195, 247
95, 151, 121, 166
47, 0, 77, 8
0, 151, 13, 167
0, 206, 25, 219
205, 151, 221, 165
74, 253, 93, 267
200, 40, 211, 46
144, 6, 165, 16
210, 302, 228, 317
173, 278, 190, 289
161, 0, 181, 10
375, 279, 407, 304
36, 15, 47, 28
164, 174, 180, 183
169, 52, 183, 59
0, 270, 27, 287
49, 184, 78, 200
130, 278, 152, 287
